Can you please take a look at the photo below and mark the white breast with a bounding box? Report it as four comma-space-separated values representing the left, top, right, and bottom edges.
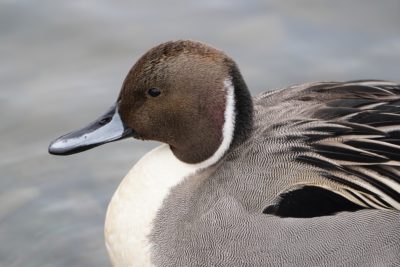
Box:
104, 144, 200, 267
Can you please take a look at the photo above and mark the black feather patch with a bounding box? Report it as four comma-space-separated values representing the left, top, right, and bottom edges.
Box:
348, 111, 400, 127
343, 189, 372, 208
326, 84, 395, 96
322, 173, 381, 197
387, 130, 400, 138
381, 138, 400, 146
313, 143, 388, 163
296, 155, 341, 171
291, 80, 400, 211
304, 134, 331, 142
307, 125, 352, 134
345, 139, 400, 161
327, 98, 377, 108
227, 60, 254, 148
307, 122, 385, 136
263, 186, 364, 218
335, 122, 385, 135
343, 167, 400, 203
367, 166, 400, 184
314, 107, 359, 120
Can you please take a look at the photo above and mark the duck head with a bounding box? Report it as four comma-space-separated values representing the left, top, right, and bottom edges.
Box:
49, 40, 253, 164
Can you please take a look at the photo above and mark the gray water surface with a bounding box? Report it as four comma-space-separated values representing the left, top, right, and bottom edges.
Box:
1, 1, 399, 266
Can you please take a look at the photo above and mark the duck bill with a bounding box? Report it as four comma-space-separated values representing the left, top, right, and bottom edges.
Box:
48, 103, 133, 155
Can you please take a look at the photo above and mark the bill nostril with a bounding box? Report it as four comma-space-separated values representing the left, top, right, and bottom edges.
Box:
99, 116, 112, 125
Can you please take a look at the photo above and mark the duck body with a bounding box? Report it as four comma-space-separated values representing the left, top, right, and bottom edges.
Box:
49, 41, 400, 266
107, 81, 400, 266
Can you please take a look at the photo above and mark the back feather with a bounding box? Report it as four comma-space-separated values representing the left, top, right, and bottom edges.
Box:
288, 80, 400, 211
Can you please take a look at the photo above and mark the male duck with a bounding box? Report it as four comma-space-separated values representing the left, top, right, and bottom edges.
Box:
49, 40, 400, 266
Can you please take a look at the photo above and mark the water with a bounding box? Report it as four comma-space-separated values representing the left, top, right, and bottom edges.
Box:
1, 1, 399, 266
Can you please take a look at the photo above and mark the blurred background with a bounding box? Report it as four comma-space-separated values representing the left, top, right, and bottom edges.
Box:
1, 0, 399, 266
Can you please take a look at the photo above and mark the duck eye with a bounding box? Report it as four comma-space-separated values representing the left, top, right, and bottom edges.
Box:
147, 88, 161, 97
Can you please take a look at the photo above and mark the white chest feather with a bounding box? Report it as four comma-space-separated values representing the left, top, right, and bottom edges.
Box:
104, 144, 201, 267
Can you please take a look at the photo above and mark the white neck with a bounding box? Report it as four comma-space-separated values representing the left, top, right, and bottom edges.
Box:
104, 78, 236, 267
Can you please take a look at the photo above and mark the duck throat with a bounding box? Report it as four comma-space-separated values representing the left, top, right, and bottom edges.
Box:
171, 67, 253, 168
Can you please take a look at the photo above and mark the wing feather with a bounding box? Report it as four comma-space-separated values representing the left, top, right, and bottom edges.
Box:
291, 80, 400, 211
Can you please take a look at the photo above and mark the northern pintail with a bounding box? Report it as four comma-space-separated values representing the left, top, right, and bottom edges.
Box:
49, 40, 400, 266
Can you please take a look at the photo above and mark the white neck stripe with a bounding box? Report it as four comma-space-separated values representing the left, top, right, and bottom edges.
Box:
191, 77, 236, 170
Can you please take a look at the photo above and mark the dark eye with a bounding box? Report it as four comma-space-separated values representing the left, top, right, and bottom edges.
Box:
147, 88, 161, 97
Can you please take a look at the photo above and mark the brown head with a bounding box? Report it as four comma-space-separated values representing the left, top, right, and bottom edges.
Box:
49, 40, 253, 165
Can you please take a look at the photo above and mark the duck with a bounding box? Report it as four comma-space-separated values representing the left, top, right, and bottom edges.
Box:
49, 40, 400, 266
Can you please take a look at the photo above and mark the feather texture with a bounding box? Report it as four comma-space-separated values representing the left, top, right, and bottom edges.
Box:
150, 80, 400, 266
285, 80, 400, 210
